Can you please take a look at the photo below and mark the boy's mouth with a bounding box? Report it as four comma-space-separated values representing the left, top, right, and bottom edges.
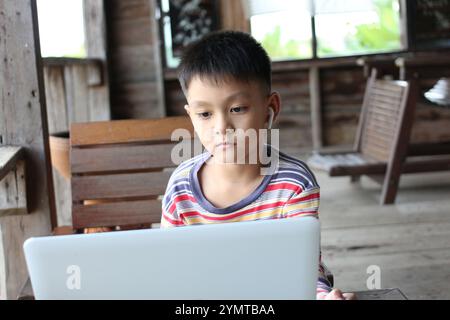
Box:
215, 141, 236, 148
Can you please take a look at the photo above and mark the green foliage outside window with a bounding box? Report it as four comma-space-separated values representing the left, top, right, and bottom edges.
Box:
341, 0, 402, 54
260, 26, 312, 60
257, 0, 401, 60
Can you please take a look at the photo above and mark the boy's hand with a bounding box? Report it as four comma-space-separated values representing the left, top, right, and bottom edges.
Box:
324, 289, 357, 300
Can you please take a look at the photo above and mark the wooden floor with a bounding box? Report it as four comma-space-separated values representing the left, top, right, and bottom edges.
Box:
295, 151, 450, 300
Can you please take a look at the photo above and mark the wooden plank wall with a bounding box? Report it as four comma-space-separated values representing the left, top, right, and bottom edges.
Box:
164, 60, 450, 149
43, 59, 110, 227
44, 59, 109, 131
361, 58, 450, 145
309, 64, 450, 147
0, 0, 53, 300
321, 67, 368, 146
0, 147, 26, 216
103, 0, 450, 149
83, 0, 111, 121
165, 69, 314, 153
272, 70, 313, 152
219, 0, 250, 32
410, 79, 450, 144
105, 0, 166, 119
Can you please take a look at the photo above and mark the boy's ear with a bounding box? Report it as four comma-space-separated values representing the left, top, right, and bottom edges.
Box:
267, 92, 281, 123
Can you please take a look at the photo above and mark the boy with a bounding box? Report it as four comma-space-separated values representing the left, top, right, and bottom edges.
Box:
161, 31, 355, 300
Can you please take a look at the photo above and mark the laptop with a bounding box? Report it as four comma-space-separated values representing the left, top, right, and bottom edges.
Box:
23, 216, 320, 300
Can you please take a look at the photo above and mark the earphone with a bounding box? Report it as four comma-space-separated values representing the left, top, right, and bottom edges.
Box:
267, 107, 274, 130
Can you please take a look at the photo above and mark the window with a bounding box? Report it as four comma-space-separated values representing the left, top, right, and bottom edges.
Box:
247, 0, 403, 61
36, 0, 86, 58
251, 11, 313, 60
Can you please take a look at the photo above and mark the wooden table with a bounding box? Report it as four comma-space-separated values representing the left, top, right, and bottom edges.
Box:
18, 277, 407, 300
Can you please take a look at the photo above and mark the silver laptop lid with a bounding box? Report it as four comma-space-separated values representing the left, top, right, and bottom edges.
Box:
24, 216, 320, 300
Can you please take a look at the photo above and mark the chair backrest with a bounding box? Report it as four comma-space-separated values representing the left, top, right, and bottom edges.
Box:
70, 116, 197, 232
354, 70, 414, 162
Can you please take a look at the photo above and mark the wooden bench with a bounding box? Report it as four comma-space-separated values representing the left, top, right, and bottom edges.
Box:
308, 69, 450, 204
61, 116, 196, 233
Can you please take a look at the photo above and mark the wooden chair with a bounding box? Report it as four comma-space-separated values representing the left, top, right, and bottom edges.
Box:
308, 70, 450, 204
54, 116, 196, 234
308, 70, 414, 205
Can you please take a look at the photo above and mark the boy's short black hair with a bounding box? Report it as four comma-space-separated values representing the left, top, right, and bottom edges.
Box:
178, 31, 272, 97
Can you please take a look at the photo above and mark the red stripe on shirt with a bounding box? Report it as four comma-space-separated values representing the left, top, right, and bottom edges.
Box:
181, 200, 286, 221
162, 213, 185, 226
286, 192, 319, 205
265, 182, 301, 193
168, 194, 196, 214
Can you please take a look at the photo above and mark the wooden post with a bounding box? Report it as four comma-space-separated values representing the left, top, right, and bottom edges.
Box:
41, 0, 112, 229
0, 147, 27, 216
105, 0, 166, 119
0, 0, 54, 299
309, 66, 323, 149
83, 0, 111, 121
399, 0, 409, 51
148, 0, 166, 117
219, 0, 251, 32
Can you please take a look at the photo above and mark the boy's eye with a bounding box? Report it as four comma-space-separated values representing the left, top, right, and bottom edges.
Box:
230, 106, 248, 113
197, 112, 211, 119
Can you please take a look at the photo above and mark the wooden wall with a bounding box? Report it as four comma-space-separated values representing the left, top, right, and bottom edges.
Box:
104, 0, 450, 150
105, 0, 165, 119
361, 56, 450, 145
44, 58, 110, 133
43, 58, 110, 227
321, 67, 367, 146
0, 0, 53, 299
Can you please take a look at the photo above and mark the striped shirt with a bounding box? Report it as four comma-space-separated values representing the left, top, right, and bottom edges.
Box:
161, 145, 333, 299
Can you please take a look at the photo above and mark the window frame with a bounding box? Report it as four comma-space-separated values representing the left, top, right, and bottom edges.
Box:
158, 0, 411, 71
250, 0, 408, 62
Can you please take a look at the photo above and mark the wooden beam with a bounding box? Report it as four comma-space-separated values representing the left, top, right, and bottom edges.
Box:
219, 0, 250, 32
0, 147, 24, 182
82, 0, 111, 120
403, 156, 450, 174
43, 11, 113, 229
0, 160, 27, 216
408, 142, 450, 157
0, 0, 54, 299
309, 67, 323, 149
0, 147, 27, 216
43, 58, 104, 86
106, 0, 166, 118
149, 0, 167, 117
399, 0, 409, 50
43, 57, 102, 66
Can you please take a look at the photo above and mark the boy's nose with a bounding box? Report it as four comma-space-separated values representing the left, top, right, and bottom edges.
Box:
214, 115, 234, 137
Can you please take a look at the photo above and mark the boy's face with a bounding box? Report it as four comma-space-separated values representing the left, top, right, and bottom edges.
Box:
184, 76, 280, 164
